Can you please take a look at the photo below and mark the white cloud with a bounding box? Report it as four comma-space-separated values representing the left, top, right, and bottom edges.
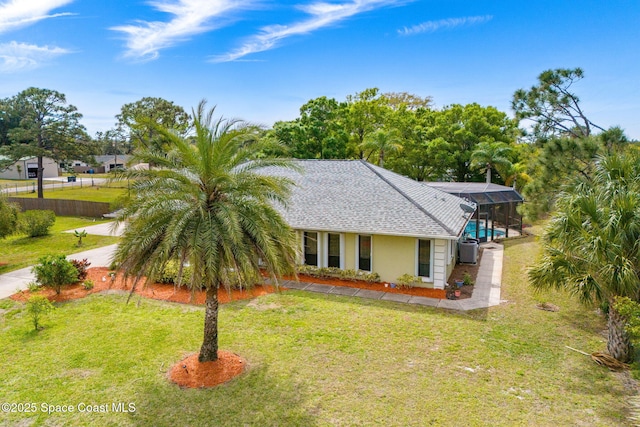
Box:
111, 0, 251, 60
0, 41, 70, 73
213, 0, 405, 62
398, 15, 493, 36
0, 0, 74, 34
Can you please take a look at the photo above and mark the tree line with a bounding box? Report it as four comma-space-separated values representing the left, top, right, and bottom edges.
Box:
0, 68, 635, 220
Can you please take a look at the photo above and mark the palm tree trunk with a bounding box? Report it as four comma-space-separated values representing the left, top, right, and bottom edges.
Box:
607, 303, 633, 362
486, 166, 491, 184
199, 286, 219, 362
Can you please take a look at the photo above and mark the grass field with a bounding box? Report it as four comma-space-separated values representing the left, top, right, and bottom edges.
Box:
0, 216, 119, 273
0, 179, 33, 186
0, 234, 633, 426
12, 186, 127, 204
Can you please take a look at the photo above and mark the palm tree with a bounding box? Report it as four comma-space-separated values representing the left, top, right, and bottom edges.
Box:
359, 129, 403, 168
528, 152, 640, 362
469, 141, 513, 184
503, 162, 531, 191
112, 100, 298, 362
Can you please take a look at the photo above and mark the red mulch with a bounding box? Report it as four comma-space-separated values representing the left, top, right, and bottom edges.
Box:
291, 274, 448, 299
168, 352, 245, 388
10, 267, 278, 305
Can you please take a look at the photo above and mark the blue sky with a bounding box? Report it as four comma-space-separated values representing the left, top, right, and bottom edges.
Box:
0, 0, 638, 139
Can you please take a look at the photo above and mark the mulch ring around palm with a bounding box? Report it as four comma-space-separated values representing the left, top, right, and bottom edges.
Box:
168, 352, 246, 388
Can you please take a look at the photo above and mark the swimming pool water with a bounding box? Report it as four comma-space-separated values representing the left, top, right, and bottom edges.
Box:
464, 222, 505, 239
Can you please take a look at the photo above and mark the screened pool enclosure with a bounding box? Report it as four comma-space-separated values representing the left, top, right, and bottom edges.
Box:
425, 182, 524, 242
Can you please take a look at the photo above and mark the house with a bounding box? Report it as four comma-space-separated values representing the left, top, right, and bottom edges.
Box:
64, 155, 132, 173
264, 160, 475, 289
0, 156, 59, 179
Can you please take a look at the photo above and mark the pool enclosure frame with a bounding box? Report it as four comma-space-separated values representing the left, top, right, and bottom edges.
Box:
425, 182, 524, 243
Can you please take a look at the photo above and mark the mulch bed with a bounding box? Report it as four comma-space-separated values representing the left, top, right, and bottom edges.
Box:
290, 274, 448, 299
10, 267, 278, 305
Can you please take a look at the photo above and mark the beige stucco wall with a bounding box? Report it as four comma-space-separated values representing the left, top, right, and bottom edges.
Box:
370, 234, 416, 284
295, 230, 455, 289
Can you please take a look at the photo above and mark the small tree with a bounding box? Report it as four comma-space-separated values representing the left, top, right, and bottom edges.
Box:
20, 210, 55, 237
32, 254, 79, 294
74, 229, 87, 246
26, 294, 55, 331
0, 195, 19, 238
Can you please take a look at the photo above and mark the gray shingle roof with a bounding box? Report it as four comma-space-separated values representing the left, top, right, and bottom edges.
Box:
263, 160, 475, 239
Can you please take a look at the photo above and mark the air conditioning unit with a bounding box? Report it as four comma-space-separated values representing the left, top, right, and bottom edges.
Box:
459, 240, 479, 264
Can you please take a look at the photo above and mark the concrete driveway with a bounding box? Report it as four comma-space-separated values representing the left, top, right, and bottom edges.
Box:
0, 222, 122, 300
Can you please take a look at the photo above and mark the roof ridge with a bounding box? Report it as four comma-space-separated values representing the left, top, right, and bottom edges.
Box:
359, 161, 456, 236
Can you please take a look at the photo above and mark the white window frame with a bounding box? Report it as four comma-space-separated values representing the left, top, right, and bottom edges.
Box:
447, 239, 455, 265
355, 235, 373, 272
302, 231, 321, 267
415, 239, 435, 282
324, 232, 344, 269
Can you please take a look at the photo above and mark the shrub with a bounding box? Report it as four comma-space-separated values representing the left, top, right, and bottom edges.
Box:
71, 258, 91, 281
26, 294, 55, 331
159, 260, 193, 285
340, 269, 358, 280
27, 281, 41, 293
32, 254, 79, 294
395, 273, 419, 289
83, 279, 94, 290
463, 272, 474, 286
0, 195, 20, 239
20, 210, 55, 237
362, 272, 381, 283
297, 265, 381, 283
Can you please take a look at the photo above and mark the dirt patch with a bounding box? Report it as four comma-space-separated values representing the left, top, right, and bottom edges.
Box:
168, 351, 245, 388
448, 248, 483, 300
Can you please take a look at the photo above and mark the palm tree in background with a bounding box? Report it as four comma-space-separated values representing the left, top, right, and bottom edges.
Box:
112, 100, 298, 362
469, 141, 513, 184
360, 128, 403, 168
528, 152, 640, 362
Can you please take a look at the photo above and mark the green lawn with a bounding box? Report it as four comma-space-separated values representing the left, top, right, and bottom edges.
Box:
0, 179, 33, 185
0, 233, 633, 426
11, 186, 127, 204
0, 216, 119, 273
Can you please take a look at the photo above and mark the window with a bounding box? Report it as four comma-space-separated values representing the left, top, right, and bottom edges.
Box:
417, 239, 431, 278
327, 233, 341, 268
448, 239, 455, 264
304, 232, 318, 266
358, 235, 371, 271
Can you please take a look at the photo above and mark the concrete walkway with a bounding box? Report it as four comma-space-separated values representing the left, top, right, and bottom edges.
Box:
281, 242, 504, 311
1, 221, 504, 311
